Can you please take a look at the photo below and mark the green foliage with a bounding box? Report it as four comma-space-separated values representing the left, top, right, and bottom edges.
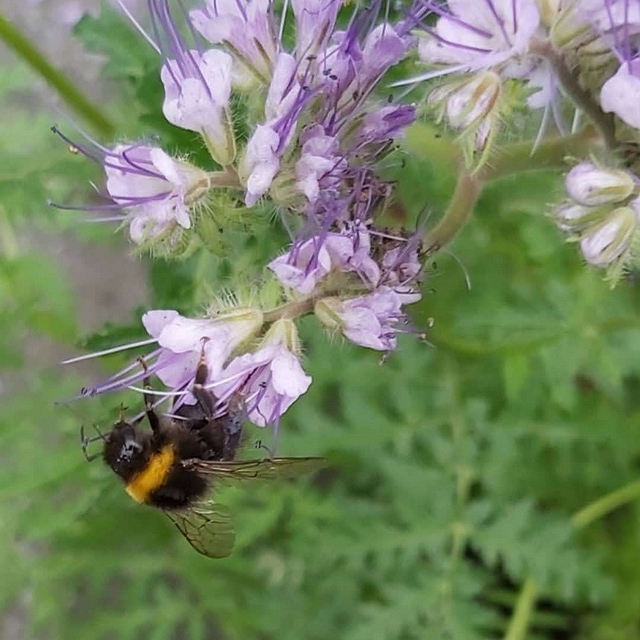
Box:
3, 6, 640, 640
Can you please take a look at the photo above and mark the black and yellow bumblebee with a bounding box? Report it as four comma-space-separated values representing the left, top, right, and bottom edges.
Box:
81, 354, 324, 558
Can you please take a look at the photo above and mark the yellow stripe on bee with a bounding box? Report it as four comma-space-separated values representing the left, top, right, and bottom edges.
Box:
125, 445, 175, 504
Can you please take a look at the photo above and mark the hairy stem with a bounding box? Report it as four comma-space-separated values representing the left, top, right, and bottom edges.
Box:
530, 37, 617, 150
422, 171, 481, 256
481, 125, 603, 181
0, 14, 115, 138
414, 124, 601, 255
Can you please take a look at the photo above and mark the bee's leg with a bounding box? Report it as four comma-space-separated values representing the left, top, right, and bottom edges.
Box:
193, 341, 215, 418
80, 424, 105, 462
137, 357, 160, 433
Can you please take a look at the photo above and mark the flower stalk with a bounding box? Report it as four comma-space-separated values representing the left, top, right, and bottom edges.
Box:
503, 477, 640, 640
0, 14, 115, 138
422, 171, 482, 257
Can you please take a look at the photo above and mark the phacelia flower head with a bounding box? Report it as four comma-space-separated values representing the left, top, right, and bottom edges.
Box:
214, 319, 312, 427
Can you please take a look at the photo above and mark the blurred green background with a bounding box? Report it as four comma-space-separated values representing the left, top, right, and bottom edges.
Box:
3, 3, 640, 640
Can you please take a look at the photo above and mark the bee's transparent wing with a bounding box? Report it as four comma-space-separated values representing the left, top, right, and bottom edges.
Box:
182, 456, 327, 482
164, 502, 235, 559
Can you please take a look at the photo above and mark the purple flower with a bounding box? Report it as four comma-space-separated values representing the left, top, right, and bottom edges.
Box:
417, 0, 541, 73
160, 49, 236, 165
358, 105, 416, 143
581, 0, 640, 128
190, 0, 277, 85
360, 23, 407, 83
268, 224, 380, 294
74, 307, 264, 401
315, 287, 417, 351
241, 125, 282, 206
214, 319, 311, 427
104, 144, 210, 243
149, 0, 236, 164
292, 0, 341, 57
380, 243, 423, 304
240, 53, 307, 205
600, 62, 640, 128
295, 125, 346, 203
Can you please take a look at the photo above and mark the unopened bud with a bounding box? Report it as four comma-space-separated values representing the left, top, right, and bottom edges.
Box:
565, 162, 635, 206
536, 0, 561, 28
551, 7, 593, 49
580, 206, 637, 267
314, 297, 344, 331
262, 318, 301, 354
555, 203, 601, 232
443, 72, 502, 131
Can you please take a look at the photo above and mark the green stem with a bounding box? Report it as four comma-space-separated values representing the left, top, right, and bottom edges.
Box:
422, 171, 481, 256
415, 124, 601, 255
503, 579, 538, 640
503, 478, 640, 640
481, 125, 603, 181
530, 37, 617, 150
572, 479, 640, 529
0, 14, 115, 138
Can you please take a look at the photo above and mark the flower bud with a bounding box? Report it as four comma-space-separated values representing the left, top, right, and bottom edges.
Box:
536, 0, 561, 28
580, 207, 637, 267
550, 7, 592, 50
261, 318, 302, 354
555, 203, 601, 232
565, 162, 635, 206
314, 297, 343, 331
439, 72, 502, 131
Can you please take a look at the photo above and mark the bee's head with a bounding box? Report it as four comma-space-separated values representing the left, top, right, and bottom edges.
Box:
103, 421, 150, 479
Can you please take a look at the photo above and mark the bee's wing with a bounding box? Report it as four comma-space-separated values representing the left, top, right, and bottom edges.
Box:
164, 503, 235, 559
181, 457, 327, 482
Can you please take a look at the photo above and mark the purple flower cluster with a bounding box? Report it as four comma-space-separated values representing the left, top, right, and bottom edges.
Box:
65, 0, 426, 436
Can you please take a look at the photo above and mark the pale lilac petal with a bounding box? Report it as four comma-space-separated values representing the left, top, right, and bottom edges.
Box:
142, 309, 181, 338
270, 351, 312, 397
601, 64, 640, 129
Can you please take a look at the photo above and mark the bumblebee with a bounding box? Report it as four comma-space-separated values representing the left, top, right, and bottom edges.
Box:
81, 353, 324, 558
